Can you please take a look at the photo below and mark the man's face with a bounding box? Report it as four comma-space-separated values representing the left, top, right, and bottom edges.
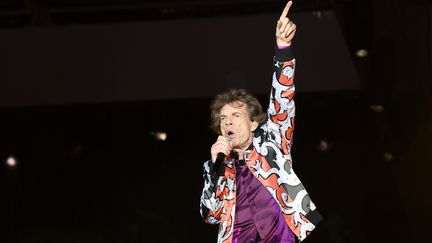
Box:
219, 102, 258, 150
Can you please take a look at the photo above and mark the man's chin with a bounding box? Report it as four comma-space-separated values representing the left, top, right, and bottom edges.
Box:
232, 144, 247, 150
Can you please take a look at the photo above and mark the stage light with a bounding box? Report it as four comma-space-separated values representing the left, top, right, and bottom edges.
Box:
355, 49, 369, 58
5, 156, 17, 167
312, 10, 322, 18
317, 139, 331, 152
370, 104, 385, 113
383, 152, 394, 161
151, 131, 167, 141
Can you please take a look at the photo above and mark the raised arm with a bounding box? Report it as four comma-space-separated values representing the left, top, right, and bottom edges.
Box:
267, 1, 297, 154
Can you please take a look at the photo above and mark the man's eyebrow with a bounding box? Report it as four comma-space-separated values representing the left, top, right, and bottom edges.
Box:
220, 111, 241, 117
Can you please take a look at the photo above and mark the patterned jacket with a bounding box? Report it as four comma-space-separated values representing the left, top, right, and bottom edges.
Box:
200, 47, 322, 242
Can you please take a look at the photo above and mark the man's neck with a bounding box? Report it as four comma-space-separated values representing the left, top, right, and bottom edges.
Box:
234, 141, 252, 159
232, 132, 254, 159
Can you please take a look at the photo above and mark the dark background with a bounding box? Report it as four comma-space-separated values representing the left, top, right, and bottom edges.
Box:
1, 0, 431, 242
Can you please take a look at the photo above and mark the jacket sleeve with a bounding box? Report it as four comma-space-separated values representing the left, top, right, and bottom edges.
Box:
199, 160, 225, 224
265, 46, 323, 240
266, 46, 297, 155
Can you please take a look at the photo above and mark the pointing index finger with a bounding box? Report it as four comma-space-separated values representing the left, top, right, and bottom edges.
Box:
279, 1, 293, 20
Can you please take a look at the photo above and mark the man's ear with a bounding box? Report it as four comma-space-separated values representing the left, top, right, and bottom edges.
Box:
250, 120, 259, 132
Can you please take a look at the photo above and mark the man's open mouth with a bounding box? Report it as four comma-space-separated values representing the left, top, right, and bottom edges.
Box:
227, 131, 234, 138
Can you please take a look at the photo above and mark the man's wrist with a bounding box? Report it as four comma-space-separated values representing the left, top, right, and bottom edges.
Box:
276, 42, 291, 49
275, 45, 294, 61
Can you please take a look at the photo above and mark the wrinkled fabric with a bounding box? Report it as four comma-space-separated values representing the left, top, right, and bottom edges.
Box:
232, 159, 295, 243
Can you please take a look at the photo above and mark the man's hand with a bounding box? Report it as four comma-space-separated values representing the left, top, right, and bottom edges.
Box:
276, 1, 296, 46
210, 136, 233, 163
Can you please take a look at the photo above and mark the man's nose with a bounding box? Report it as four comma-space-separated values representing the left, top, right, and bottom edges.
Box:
224, 117, 233, 125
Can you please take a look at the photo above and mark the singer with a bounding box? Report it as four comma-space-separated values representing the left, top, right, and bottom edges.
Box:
199, 1, 322, 242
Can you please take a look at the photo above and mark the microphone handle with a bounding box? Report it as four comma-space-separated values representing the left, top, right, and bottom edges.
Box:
213, 152, 226, 176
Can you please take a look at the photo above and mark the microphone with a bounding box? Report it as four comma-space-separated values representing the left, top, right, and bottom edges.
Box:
212, 137, 231, 177
213, 152, 226, 177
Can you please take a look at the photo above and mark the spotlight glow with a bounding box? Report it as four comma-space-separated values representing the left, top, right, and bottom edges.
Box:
317, 139, 331, 152
383, 152, 394, 161
157, 132, 167, 141
6, 156, 17, 167
370, 104, 385, 113
355, 49, 369, 58
151, 131, 167, 141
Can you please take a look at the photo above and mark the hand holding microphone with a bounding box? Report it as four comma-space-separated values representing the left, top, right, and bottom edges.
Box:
211, 135, 233, 163
210, 135, 233, 178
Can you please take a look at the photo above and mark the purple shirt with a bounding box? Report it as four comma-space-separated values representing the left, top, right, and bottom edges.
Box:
232, 159, 295, 243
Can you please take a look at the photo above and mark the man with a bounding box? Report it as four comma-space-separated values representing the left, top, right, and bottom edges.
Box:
200, 1, 322, 242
